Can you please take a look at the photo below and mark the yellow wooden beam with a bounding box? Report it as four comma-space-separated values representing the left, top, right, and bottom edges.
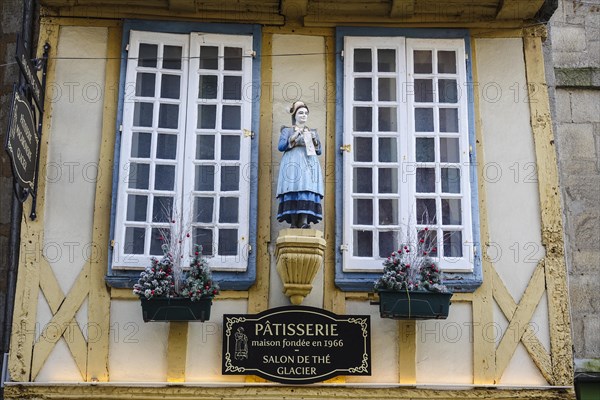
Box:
169, 0, 196, 12
31, 263, 90, 380
323, 33, 345, 315
3, 384, 575, 399
8, 20, 60, 383
522, 29, 573, 386
494, 261, 547, 382
398, 320, 416, 384
166, 322, 189, 382
469, 37, 496, 385
496, 0, 545, 20
491, 265, 553, 383
390, 0, 415, 18
247, 31, 273, 315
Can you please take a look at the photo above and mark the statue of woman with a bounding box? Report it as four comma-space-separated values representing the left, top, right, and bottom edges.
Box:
276, 101, 324, 228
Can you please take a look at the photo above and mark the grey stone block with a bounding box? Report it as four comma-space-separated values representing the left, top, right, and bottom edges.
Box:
583, 315, 600, 356
571, 250, 600, 275
554, 89, 572, 122
552, 26, 588, 52
569, 276, 600, 314
556, 123, 597, 159
571, 90, 600, 123
563, 176, 600, 208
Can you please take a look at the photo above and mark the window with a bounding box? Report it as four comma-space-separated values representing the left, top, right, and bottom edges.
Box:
111, 27, 257, 281
336, 30, 481, 291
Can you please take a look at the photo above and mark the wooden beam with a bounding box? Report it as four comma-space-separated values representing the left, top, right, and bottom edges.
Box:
166, 322, 189, 382
398, 321, 416, 383
390, 0, 415, 18
280, 0, 308, 20
523, 28, 573, 386
169, 0, 196, 12
496, 0, 545, 20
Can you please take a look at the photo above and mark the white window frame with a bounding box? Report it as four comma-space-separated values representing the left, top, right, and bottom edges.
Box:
342, 36, 474, 273
113, 30, 253, 272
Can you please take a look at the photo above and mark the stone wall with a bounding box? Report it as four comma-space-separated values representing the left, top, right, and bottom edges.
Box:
545, 0, 600, 372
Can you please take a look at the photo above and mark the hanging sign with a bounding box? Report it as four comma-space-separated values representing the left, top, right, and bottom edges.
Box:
222, 306, 371, 384
6, 89, 38, 193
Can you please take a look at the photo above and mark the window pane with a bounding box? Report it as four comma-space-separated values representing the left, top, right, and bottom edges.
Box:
439, 79, 458, 103
124, 227, 145, 254
219, 197, 239, 223
438, 51, 457, 74
221, 135, 241, 160
353, 107, 372, 131
198, 104, 216, 129
222, 105, 241, 130
220, 166, 240, 191
200, 46, 218, 70
128, 163, 149, 189
133, 102, 153, 127
440, 138, 460, 162
223, 76, 242, 100
378, 107, 397, 132
196, 135, 215, 160
414, 50, 432, 73
224, 47, 242, 71
442, 199, 462, 225
138, 44, 157, 68
379, 137, 397, 162
415, 108, 434, 132
353, 230, 373, 257
379, 231, 399, 258
354, 49, 372, 72
353, 168, 372, 193
156, 134, 177, 159
440, 108, 458, 132
378, 168, 398, 193
415, 79, 433, 102
219, 229, 238, 255
444, 231, 462, 257
160, 74, 181, 99
377, 49, 396, 72
194, 196, 214, 223
136, 73, 155, 97
152, 196, 173, 223
416, 137, 435, 162
158, 104, 179, 129
378, 78, 396, 101
131, 132, 151, 158
354, 78, 372, 101
354, 199, 373, 225
126, 195, 147, 221
441, 168, 461, 193
418, 229, 438, 257
354, 137, 372, 162
195, 165, 215, 191
379, 199, 398, 225
416, 168, 435, 193
194, 228, 213, 256
416, 198, 437, 224
154, 165, 175, 191
163, 45, 182, 70
150, 228, 166, 255
199, 75, 218, 99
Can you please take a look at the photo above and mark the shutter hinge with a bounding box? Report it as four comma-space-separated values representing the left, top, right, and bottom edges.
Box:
339, 144, 351, 153
119, 124, 123, 132
339, 244, 349, 253
340, 50, 344, 59
248, 244, 252, 254
125, 44, 130, 52
110, 240, 115, 248
243, 129, 255, 139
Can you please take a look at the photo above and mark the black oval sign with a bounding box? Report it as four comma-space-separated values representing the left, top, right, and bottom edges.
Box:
222, 306, 371, 384
6, 90, 38, 192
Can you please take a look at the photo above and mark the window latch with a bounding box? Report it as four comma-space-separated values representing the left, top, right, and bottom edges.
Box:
339, 144, 351, 153
243, 129, 254, 139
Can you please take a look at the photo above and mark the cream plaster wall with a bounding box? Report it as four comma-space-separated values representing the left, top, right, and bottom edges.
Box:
269, 34, 327, 308
476, 38, 545, 303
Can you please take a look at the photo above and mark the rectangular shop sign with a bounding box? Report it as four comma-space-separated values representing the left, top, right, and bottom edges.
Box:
222, 306, 370, 384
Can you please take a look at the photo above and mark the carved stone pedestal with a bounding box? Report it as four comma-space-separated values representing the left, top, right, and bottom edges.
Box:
275, 228, 326, 305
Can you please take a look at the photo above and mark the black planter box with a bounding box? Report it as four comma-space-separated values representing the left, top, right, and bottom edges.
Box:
377, 290, 453, 320
140, 297, 213, 322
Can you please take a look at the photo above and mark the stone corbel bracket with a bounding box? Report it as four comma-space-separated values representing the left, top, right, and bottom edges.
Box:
275, 228, 327, 305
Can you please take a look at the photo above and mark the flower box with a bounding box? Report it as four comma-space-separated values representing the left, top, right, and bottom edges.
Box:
140, 297, 212, 322
376, 290, 453, 320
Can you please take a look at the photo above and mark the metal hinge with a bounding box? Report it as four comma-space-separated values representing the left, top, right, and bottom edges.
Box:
110, 240, 115, 248
339, 144, 351, 153
339, 244, 349, 253
243, 129, 254, 139
119, 124, 123, 132
340, 50, 344, 59
125, 44, 130, 52
248, 244, 252, 254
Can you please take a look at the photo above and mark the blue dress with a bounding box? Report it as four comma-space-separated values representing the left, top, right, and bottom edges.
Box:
276, 126, 324, 224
